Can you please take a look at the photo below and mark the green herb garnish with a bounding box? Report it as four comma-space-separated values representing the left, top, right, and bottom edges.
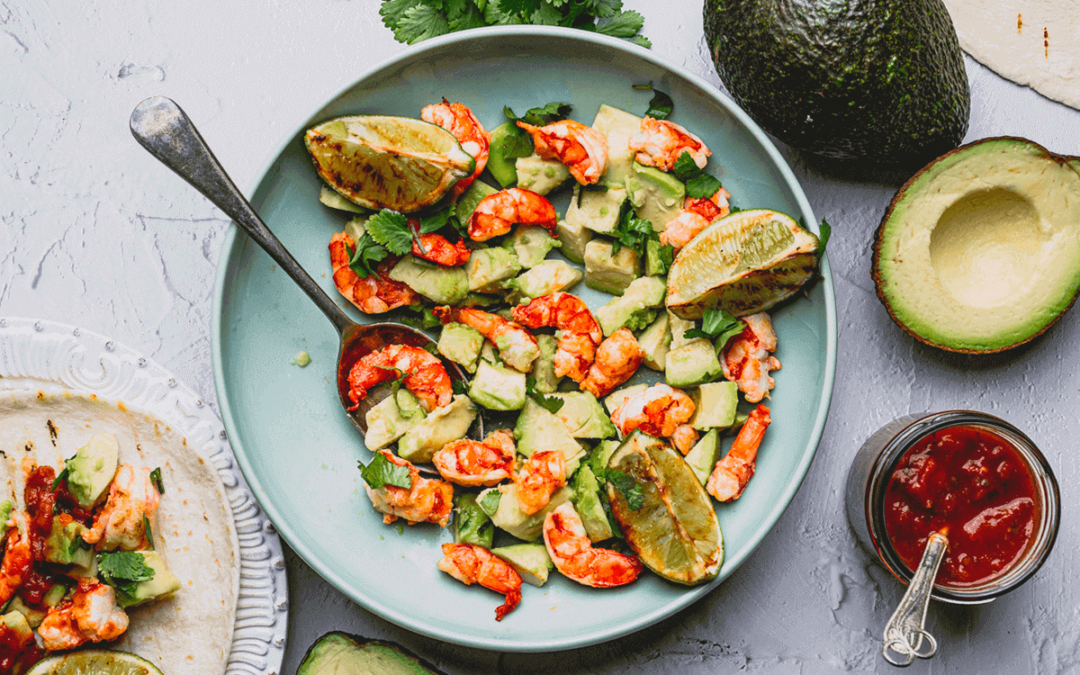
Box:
150, 467, 165, 494
634, 82, 673, 120
672, 151, 723, 200
610, 207, 658, 257
358, 453, 413, 490
526, 375, 564, 414
98, 551, 155, 599
479, 490, 502, 517
684, 308, 746, 350
347, 234, 390, 279
51, 467, 69, 492
607, 469, 645, 511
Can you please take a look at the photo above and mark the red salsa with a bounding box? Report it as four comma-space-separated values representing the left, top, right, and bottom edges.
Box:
883, 425, 1039, 586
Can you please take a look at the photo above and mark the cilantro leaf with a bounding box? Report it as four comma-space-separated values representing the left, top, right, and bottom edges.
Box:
366, 209, 414, 256
684, 308, 746, 350
400, 306, 441, 329
645, 89, 673, 120
358, 452, 413, 490
589, 0, 623, 19
672, 151, 702, 182
484, 2, 524, 25
51, 467, 69, 492
684, 172, 723, 199
626, 34, 652, 48
479, 489, 502, 517
596, 10, 644, 38
607, 469, 645, 511
531, 4, 561, 25
451, 378, 469, 395
150, 467, 164, 494
611, 207, 658, 257
419, 206, 453, 235
505, 102, 572, 127
448, 5, 486, 31
143, 514, 155, 550
654, 243, 675, 276
98, 551, 155, 598
394, 5, 451, 44
817, 217, 831, 255
347, 235, 389, 279
380, 0, 421, 30
526, 375, 564, 413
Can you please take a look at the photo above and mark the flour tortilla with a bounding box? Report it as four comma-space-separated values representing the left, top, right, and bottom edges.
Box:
942, 0, 1080, 109
0, 390, 239, 675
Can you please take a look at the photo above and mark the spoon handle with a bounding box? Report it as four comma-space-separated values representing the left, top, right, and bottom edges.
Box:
129, 96, 354, 335
882, 531, 947, 667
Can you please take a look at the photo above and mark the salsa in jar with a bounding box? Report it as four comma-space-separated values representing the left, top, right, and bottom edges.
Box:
883, 425, 1039, 586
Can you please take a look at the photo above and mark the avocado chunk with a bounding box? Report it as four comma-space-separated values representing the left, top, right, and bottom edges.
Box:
487, 122, 525, 188
684, 429, 721, 485
455, 180, 499, 223
594, 276, 667, 336
298, 632, 448, 675
704, 0, 969, 166
514, 399, 586, 471
0, 500, 11, 541
504, 224, 561, 269
389, 255, 468, 305
637, 313, 672, 371
668, 311, 696, 349
465, 247, 521, 293
44, 518, 93, 568
550, 392, 616, 439
645, 238, 673, 276
491, 543, 554, 587
343, 216, 369, 245
364, 390, 427, 451
118, 550, 182, 608
2, 609, 34, 641
489, 483, 573, 542
666, 339, 724, 388
626, 162, 685, 232
513, 260, 583, 302
570, 464, 614, 543
437, 323, 484, 374
65, 433, 119, 510
556, 217, 593, 265
531, 334, 562, 394
874, 137, 1080, 352
319, 186, 367, 214
454, 493, 494, 549
516, 154, 571, 195
690, 381, 739, 430
590, 104, 643, 187
603, 384, 648, 415
469, 360, 527, 411
584, 240, 641, 295
565, 184, 628, 235
398, 395, 477, 463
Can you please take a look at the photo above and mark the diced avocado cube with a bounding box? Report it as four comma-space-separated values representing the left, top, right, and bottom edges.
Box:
504, 224, 561, 269
487, 122, 524, 188
684, 429, 721, 485
465, 247, 521, 293
486, 329, 539, 373
513, 260, 583, 302
343, 216, 369, 245
44, 518, 93, 568
551, 392, 616, 439
565, 184, 628, 235
66, 433, 119, 510
668, 311, 696, 349
389, 255, 469, 305
491, 543, 554, 587
2, 608, 35, 638
690, 381, 739, 430
364, 390, 427, 451
591, 104, 643, 187
637, 313, 671, 371
398, 395, 477, 463
645, 238, 674, 276
591, 440, 622, 475
469, 360, 527, 411
320, 186, 367, 214
666, 340, 724, 388
556, 218, 593, 265
480, 340, 498, 364
489, 483, 573, 541
454, 493, 494, 549
570, 464, 614, 543
461, 292, 501, 308
438, 323, 484, 374
531, 334, 562, 394
43, 584, 66, 608
0, 500, 11, 541
455, 180, 499, 223
514, 399, 586, 471
626, 162, 686, 232
516, 154, 571, 195
603, 384, 648, 415
594, 276, 667, 336
118, 551, 182, 608
584, 240, 641, 295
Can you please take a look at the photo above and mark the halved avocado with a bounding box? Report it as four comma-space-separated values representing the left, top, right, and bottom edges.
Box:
873, 137, 1080, 353
298, 632, 447, 675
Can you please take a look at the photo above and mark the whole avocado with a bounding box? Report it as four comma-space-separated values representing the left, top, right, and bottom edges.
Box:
704, 0, 970, 166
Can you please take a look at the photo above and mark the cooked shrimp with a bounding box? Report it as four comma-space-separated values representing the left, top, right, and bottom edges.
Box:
347, 344, 452, 413
708, 405, 771, 502
0, 511, 32, 606
433, 430, 516, 487
721, 312, 781, 403
365, 450, 454, 526
412, 232, 471, 267
611, 383, 696, 442
438, 542, 522, 621
671, 424, 700, 455
433, 306, 539, 373
580, 328, 644, 398
468, 188, 557, 242
330, 231, 420, 314
515, 119, 609, 185
421, 99, 490, 196
515, 449, 566, 516
512, 293, 602, 383
660, 188, 733, 250
38, 579, 130, 651
82, 465, 160, 551
543, 502, 643, 588
628, 117, 711, 172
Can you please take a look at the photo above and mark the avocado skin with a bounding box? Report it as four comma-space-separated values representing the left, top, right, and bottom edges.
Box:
704, 0, 970, 166
298, 632, 448, 675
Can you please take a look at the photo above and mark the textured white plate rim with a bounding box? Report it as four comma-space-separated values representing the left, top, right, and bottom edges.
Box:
0, 316, 288, 675
211, 25, 837, 652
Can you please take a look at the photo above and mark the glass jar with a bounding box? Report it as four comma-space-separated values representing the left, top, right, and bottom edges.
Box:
845, 411, 1060, 604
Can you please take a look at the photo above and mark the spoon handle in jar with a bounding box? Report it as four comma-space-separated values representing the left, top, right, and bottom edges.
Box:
129, 96, 355, 335
882, 531, 948, 667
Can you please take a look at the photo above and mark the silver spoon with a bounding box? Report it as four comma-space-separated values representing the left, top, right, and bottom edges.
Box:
882, 530, 947, 667
128, 96, 480, 448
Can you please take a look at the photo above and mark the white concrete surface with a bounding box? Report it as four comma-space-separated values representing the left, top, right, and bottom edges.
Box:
2, 1, 1077, 673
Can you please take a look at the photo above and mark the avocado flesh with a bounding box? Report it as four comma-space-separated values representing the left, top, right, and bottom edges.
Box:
505, 224, 561, 269
389, 255, 469, 305
298, 632, 447, 675
491, 543, 553, 587
66, 433, 120, 509
591, 105, 643, 187
550, 392, 616, 439
119, 551, 182, 608
469, 360, 527, 411
516, 154, 571, 195
704, 0, 969, 166
873, 137, 1080, 352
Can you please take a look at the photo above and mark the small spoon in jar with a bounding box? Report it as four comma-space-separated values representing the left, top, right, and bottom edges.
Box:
128, 96, 481, 448
882, 530, 948, 667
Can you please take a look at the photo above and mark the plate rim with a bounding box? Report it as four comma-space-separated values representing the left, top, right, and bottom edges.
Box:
211, 25, 837, 653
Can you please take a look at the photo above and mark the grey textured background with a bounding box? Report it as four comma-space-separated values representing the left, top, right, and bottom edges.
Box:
2, 1, 1077, 673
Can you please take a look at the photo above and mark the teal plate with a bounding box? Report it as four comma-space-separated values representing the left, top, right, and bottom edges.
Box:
212, 27, 836, 652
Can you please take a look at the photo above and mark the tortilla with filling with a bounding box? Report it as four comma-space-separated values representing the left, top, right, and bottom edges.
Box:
942, 0, 1080, 110
0, 390, 239, 674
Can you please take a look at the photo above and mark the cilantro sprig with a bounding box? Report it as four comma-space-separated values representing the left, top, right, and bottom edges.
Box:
366, 209, 415, 256
611, 207, 657, 257
684, 308, 746, 350
632, 82, 673, 120
672, 151, 723, 200
98, 551, 155, 599
359, 452, 414, 490
150, 467, 165, 494
607, 469, 645, 511
498, 102, 574, 164
347, 234, 390, 279
525, 375, 564, 414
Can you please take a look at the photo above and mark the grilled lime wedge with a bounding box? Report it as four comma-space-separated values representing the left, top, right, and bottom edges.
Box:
27, 651, 163, 675
606, 431, 723, 585
305, 115, 475, 213
666, 209, 820, 319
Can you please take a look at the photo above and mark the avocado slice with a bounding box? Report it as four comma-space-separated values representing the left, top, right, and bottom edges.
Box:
603, 384, 648, 416
516, 154, 571, 195
43, 518, 93, 568
465, 247, 521, 293
389, 255, 469, 305
437, 323, 484, 374
556, 217, 594, 265
2, 609, 35, 641
504, 224, 561, 269
298, 632, 448, 675
684, 429, 721, 486
626, 162, 685, 232
874, 137, 1080, 352
398, 395, 477, 463
454, 493, 494, 549
531, 334, 562, 394
590, 104, 643, 187
565, 184, 628, 235
514, 398, 585, 469
689, 381, 739, 430
570, 464, 614, 543
0, 500, 11, 541
550, 392, 617, 439
487, 121, 525, 188
665, 339, 723, 388
636, 313, 672, 371
594, 276, 667, 336
65, 433, 120, 510
491, 543, 554, 587
319, 186, 367, 214
489, 483, 573, 542
364, 390, 427, 451
584, 240, 641, 295
118, 551, 182, 608
668, 311, 696, 349
455, 180, 499, 223
469, 360, 527, 411
513, 260, 583, 302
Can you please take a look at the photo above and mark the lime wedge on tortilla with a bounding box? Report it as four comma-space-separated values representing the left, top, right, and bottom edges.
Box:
27, 651, 163, 675
666, 209, 819, 319
606, 431, 723, 585
305, 115, 475, 213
